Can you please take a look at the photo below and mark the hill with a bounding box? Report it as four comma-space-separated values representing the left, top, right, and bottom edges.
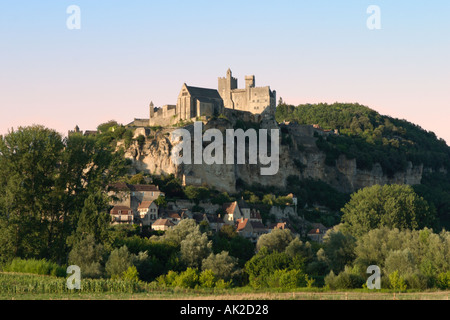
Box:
276, 102, 450, 229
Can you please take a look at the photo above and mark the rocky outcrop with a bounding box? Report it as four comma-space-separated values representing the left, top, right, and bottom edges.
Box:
122, 116, 425, 195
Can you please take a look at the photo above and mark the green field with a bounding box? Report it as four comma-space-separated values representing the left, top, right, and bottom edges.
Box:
1, 273, 448, 301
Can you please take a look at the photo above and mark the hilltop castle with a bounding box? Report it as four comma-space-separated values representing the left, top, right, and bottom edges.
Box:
129, 69, 277, 127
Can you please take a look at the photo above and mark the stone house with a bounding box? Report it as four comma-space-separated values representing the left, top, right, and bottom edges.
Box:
238, 198, 251, 220
249, 209, 263, 223
137, 201, 159, 226
222, 201, 243, 225
307, 223, 329, 243
108, 182, 164, 219
204, 214, 225, 232
235, 218, 269, 242
236, 218, 253, 239
151, 218, 175, 231
110, 206, 134, 225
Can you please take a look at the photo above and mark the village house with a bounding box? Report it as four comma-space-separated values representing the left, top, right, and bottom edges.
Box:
235, 218, 269, 243
204, 214, 225, 232
222, 200, 252, 225
249, 209, 263, 223
108, 182, 165, 219
137, 200, 159, 226
151, 218, 175, 231
110, 206, 134, 225
165, 211, 183, 225
307, 223, 329, 243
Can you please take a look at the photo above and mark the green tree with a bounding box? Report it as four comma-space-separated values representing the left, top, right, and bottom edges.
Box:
341, 184, 435, 238
199, 269, 217, 288
202, 251, 239, 281
105, 246, 134, 279
318, 229, 356, 274
180, 228, 212, 268
122, 265, 139, 282
67, 234, 105, 279
256, 228, 295, 253
162, 219, 198, 245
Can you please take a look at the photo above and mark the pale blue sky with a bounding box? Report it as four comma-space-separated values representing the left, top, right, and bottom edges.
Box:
1, 1, 449, 142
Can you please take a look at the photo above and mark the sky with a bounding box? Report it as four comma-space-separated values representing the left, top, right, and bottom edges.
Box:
1, 0, 449, 143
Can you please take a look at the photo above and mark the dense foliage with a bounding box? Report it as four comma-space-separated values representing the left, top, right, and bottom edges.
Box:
276, 103, 450, 175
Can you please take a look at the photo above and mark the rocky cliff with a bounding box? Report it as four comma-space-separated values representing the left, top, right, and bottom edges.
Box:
122, 114, 424, 195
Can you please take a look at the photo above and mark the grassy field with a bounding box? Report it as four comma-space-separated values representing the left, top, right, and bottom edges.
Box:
1, 272, 449, 300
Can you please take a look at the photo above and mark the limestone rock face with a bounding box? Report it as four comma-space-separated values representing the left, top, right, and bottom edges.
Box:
124, 118, 424, 195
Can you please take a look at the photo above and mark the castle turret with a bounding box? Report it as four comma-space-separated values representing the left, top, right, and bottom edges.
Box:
149, 101, 154, 118
218, 69, 238, 109
245, 75, 255, 89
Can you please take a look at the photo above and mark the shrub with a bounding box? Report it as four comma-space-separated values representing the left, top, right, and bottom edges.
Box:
324, 267, 365, 290
173, 268, 199, 289
436, 271, 450, 290
122, 266, 139, 282
267, 269, 307, 289
199, 269, 216, 288
3, 258, 66, 277
389, 270, 408, 292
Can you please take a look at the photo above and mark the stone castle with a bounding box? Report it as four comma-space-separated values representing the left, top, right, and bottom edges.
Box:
129, 69, 277, 127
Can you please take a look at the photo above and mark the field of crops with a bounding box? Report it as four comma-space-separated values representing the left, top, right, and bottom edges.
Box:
1, 272, 449, 300
0, 272, 150, 295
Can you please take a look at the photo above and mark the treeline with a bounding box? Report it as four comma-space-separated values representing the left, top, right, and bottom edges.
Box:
0, 125, 128, 264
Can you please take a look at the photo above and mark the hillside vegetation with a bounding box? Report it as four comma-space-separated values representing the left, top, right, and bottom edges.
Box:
276, 103, 450, 229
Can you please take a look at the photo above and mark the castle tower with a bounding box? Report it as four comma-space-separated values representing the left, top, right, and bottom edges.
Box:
149, 101, 154, 118
245, 75, 255, 89
218, 68, 238, 109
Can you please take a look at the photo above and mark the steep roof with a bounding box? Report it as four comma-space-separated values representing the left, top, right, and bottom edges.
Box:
238, 197, 250, 209
138, 201, 156, 210
185, 85, 222, 100
223, 201, 239, 216
236, 218, 250, 232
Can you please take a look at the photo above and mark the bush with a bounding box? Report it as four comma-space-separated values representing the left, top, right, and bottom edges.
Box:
324, 267, 365, 290
173, 268, 199, 289
3, 258, 66, 277
389, 270, 408, 292
199, 269, 216, 288
436, 271, 450, 290
267, 269, 307, 289
122, 266, 139, 282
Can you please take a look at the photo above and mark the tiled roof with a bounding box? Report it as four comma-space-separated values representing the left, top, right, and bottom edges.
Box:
138, 201, 155, 210
235, 218, 249, 232
108, 183, 160, 192
110, 206, 132, 215
152, 218, 174, 227
223, 201, 238, 216
167, 212, 181, 220
130, 184, 160, 192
